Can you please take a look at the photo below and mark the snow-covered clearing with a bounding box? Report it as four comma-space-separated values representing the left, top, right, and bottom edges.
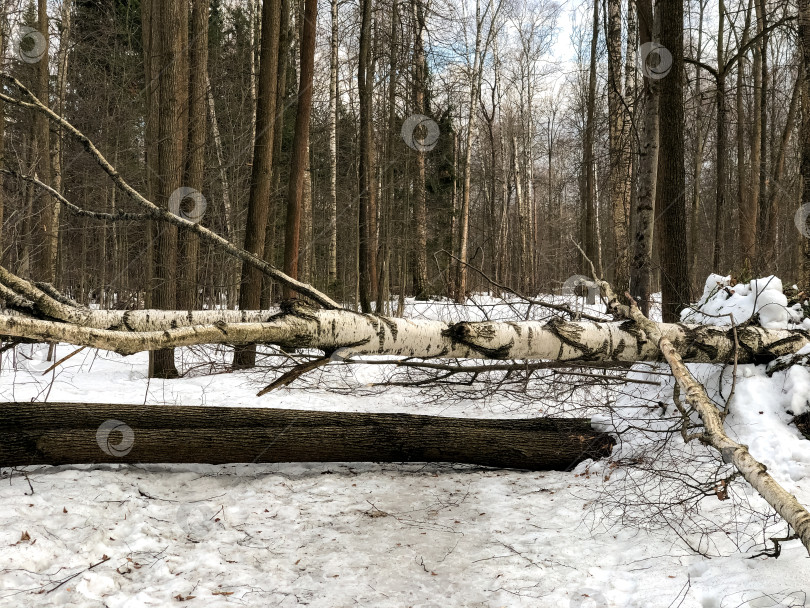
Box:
1, 289, 809, 607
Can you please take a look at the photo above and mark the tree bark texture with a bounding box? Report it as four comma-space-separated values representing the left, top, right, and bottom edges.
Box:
0, 402, 614, 471
1, 301, 806, 363
656, 0, 691, 321
234, 0, 281, 369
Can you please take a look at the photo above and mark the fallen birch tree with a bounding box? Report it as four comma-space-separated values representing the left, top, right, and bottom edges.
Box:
0, 287, 807, 361
0, 73, 809, 554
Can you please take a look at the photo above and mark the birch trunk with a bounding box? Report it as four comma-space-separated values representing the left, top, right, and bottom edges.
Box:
622, 298, 810, 554
50, 0, 72, 286
512, 134, 529, 290
205, 74, 234, 241
1, 301, 806, 362
456, 0, 484, 301
327, 0, 338, 286
629, 0, 658, 315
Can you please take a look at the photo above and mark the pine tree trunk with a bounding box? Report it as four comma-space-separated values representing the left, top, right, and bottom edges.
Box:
607, 0, 629, 296
233, 0, 281, 369
283, 0, 317, 301
656, 0, 690, 321
31, 0, 54, 283
143, 0, 189, 378
178, 0, 209, 311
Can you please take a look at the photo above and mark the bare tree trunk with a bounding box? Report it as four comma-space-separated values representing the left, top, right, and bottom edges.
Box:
205, 74, 233, 241
411, 0, 429, 297
143, 0, 189, 378
327, 0, 339, 286
358, 0, 377, 311
248, 0, 258, 145
262, 0, 291, 308
456, 0, 484, 301
629, 0, 659, 316
494, 44, 509, 286
178, 0, 209, 311
713, 0, 728, 271
689, 0, 706, 290
742, 0, 763, 268
760, 75, 799, 268
512, 134, 529, 288
233, 0, 280, 369
50, 0, 72, 287
583, 0, 600, 275
0, 0, 6, 252
31, 0, 54, 283
283, 0, 317, 301
607, 0, 629, 295
753, 0, 769, 275
656, 0, 690, 321
800, 0, 810, 288
733, 0, 751, 269
382, 3, 399, 312
300, 140, 313, 284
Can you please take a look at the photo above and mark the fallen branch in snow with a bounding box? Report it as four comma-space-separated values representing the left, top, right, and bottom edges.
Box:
619, 293, 810, 555
0, 402, 615, 471
256, 355, 331, 395
45, 555, 110, 594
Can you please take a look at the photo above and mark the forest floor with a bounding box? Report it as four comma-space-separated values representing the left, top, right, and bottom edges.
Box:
0, 288, 809, 607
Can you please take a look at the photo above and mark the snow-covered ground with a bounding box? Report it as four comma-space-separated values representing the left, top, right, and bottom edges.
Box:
1, 290, 809, 607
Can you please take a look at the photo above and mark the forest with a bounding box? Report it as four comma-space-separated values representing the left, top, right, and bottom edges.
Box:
1, 0, 810, 605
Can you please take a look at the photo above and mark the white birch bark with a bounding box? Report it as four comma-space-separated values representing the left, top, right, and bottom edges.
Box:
1, 302, 806, 363
622, 297, 810, 554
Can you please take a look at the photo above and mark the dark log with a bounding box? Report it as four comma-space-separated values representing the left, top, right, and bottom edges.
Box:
0, 403, 614, 470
